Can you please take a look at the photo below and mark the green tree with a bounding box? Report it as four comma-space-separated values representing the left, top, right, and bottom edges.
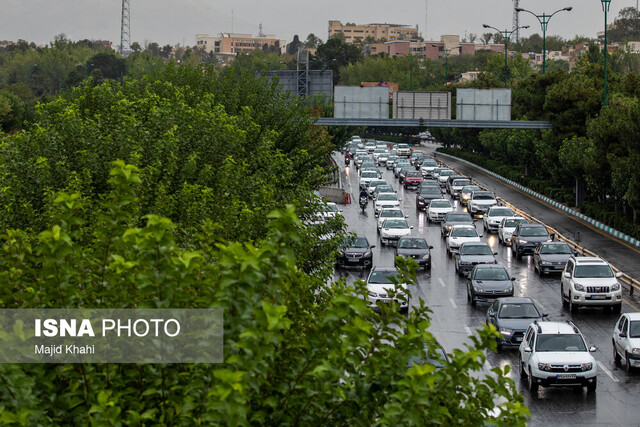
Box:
609, 7, 640, 42
314, 37, 363, 84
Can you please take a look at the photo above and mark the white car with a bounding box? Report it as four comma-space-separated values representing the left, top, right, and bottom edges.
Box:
365, 142, 377, 153
519, 321, 597, 394
374, 193, 401, 216
446, 225, 481, 253
372, 148, 387, 162
420, 159, 439, 177
396, 143, 412, 157
367, 179, 388, 197
426, 199, 454, 222
380, 218, 413, 246
366, 267, 409, 314
459, 185, 481, 206
498, 216, 528, 244
482, 206, 515, 233
468, 191, 498, 216
386, 155, 398, 169
612, 312, 640, 373
377, 208, 407, 232
560, 256, 623, 313
437, 169, 456, 186
359, 170, 379, 189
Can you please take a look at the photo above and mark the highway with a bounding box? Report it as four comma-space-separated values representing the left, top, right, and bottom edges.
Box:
333, 148, 640, 426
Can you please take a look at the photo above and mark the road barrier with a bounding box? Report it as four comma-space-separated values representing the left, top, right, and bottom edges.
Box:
433, 151, 640, 297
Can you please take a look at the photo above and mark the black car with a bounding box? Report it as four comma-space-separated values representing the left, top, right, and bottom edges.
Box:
533, 241, 575, 274
467, 264, 515, 307
416, 186, 443, 210
395, 236, 434, 270
336, 236, 375, 268
511, 223, 554, 260
486, 297, 547, 351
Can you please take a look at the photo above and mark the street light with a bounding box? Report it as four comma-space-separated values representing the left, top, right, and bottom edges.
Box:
601, 0, 612, 106
515, 6, 572, 74
433, 44, 461, 86
483, 24, 530, 88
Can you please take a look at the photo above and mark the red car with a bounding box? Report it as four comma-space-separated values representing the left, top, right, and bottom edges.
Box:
403, 171, 423, 189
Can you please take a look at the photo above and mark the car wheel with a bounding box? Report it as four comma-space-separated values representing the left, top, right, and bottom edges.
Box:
626, 352, 634, 373
400, 306, 409, 315
586, 380, 597, 393
569, 292, 578, 313
613, 341, 621, 364
519, 357, 527, 379
426, 262, 431, 271
528, 369, 539, 393
516, 250, 522, 261
613, 303, 622, 314
496, 339, 502, 353
498, 234, 503, 244
454, 261, 459, 273
561, 284, 568, 307
470, 291, 476, 307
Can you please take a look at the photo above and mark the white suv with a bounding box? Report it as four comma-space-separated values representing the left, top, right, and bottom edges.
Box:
612, 313, 640, 373
519, 320, 597, 394
560, 256, 623, 314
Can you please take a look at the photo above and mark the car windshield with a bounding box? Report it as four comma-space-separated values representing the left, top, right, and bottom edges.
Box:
460, 245, 493, 255
461, 186, 480, 193
440, 170, 455, 176
420, 188, 441, 195
423, 160, 438, 167
630, 321, 640, 338
362, 172, 377, 178
453, 179, 471, 186
539, 244, 573, 254
498, 303, 540, 319
519, 227, 549, 237
535, 334, 587, 352
374, 149, 386, 153
384, 219, 409, 229
451, 227, 477, 237
351, 237, 369, 248
422, 181, 440, 187
323, 204, 338, 213
574, 264, 614, 278
399, 238, 429, 249
398, 144, 409, 149
474, 193, 495, 200
407, 171, 422, 177
408, 344, 448, 368
446, 214, 472, 222
504, 218, 526, 228
378, 194, 398, 201
431, 200, 452, 208
474, 268, 509, 280
380, 210, 403, 218
489, 208, 514, 217
369, 181, 387, 188
376, 186, 394, 194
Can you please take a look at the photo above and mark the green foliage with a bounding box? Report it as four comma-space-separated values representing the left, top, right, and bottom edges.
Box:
314, 38, 363, 84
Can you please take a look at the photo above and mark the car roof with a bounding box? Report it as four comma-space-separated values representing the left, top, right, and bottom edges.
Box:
497, 297, 535, 305
460, 242, 490, 247
473, 264, 506, 270
451, 224, 475, 229
572, 256, 607, 265
625, 313, 640, 321
536, 321, 580, 335
519, 223, 545, 228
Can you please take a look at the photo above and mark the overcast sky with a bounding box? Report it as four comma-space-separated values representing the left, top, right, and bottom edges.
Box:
2, 0, 638, 47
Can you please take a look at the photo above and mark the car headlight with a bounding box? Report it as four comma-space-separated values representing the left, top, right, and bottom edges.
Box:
540, 261, 552, 266
581, 362, 593, 372
538, 363, 551, 372
518, 239, 528, 244
460, 261, 472, 265
611, 282, 621, 291
500, 328, 513, 335
422, 254, 431, 260
574, 283, 585, 292
363, 251, 372, 257
473, 286, 483, 292
504, 286, 514, 293
447, 225, 453, 230
632, 348, 640, 355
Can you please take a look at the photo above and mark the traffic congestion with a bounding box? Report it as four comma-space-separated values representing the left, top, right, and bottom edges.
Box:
334, 136, 640, 425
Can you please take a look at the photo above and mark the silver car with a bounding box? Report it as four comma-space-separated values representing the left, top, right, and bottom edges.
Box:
455, 242, 498, 276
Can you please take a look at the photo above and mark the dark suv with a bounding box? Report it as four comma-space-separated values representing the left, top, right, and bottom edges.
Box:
511, 223, 554, 260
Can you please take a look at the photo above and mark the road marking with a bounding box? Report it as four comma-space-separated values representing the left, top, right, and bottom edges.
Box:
596, 361, 619, 383
438, 278, 446, 288
449, 298, 458, 309
464, 325, 472, 336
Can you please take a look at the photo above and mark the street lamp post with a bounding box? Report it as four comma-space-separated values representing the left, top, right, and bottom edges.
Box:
432, 44, 462, 85
601, 0, 612, 106
515, 7, 572, 74
482, 24, 529, 88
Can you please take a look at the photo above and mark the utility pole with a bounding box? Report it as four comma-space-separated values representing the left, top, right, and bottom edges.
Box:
513, 0, 521, 43
120, 0, 131, 55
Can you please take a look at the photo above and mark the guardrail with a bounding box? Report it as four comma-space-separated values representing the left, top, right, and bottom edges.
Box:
433, 154, 639, 297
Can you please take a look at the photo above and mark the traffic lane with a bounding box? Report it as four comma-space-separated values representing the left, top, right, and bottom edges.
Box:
335, 157, 640, 425
430, 149, 640, 281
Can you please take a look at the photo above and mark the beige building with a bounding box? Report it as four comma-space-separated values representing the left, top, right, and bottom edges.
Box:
328, 20, 419, 43
195, 33, 285, 55
624, 41, 640, 53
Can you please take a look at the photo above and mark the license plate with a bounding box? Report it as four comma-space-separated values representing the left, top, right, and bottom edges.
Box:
556, 374, 576, 380
347, 258, 360, 263
590, 295, 607, 300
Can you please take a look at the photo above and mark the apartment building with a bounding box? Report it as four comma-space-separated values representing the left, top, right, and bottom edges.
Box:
195, 33, 285, 55
368, 35, 479, 60
328, 20, 419, 43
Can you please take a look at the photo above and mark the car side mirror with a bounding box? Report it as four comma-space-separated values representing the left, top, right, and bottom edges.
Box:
564, 272, 571, 279
339, 209, 344, 212
524, 347, 532, 353
410, 226, 414, 229
510, 277, 516, 281
589, 346, 597, 353
370, 245, 376, 249
619, 332, 627, 338
494, 252, 498, 256
405, 215, 409, 218
479, 235, 484, 238
542, 313, 549, 318
615, 272, 623, 278
429, 246, 434, 249
550, 233, 555, 240
574, 251, 579, 256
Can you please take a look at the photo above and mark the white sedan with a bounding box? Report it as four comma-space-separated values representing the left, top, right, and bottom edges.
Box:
446, 225, 482, 253
426, 199, 454, 222
613, 312, 640, 373
377, 208, 407, 232
482, 206, 515, 233
498, 216, 528, 245
374, 193, 401, 216
380, 218, 413, 246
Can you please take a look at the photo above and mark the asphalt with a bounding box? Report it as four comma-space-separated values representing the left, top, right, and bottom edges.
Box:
333, 150, 640, 426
